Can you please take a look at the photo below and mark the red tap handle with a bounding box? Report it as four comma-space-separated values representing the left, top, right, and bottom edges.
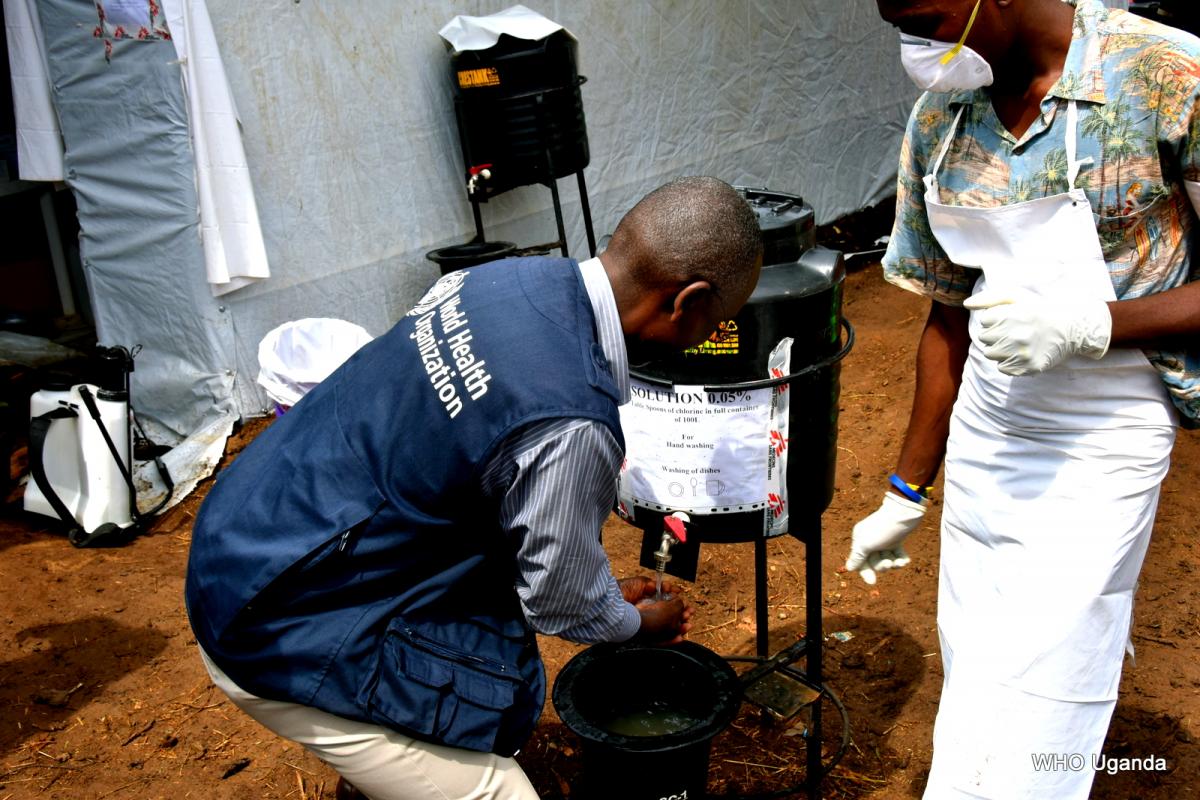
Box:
664, 515, 687, 543
469, 164, 493, 176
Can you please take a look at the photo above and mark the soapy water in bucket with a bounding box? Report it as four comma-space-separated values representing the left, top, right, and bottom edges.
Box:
602, 699, 700, 737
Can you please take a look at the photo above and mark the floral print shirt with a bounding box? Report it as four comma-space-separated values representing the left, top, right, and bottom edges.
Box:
883, 0, 1200, 422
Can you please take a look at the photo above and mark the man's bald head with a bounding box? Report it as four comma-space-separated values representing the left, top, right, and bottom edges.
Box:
600, 177, 763, 362
606, 176, 762, 303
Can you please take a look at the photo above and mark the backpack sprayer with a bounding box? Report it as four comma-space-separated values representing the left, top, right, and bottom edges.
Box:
24, 345, 174, 547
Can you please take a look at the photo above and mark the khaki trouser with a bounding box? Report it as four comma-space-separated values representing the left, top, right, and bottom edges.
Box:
199, 647, 540, 800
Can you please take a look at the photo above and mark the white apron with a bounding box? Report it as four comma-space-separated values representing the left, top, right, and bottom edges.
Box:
922, 101, 1176, 800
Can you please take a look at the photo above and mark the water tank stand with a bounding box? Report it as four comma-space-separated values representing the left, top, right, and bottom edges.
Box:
460, 79, 598, 260
721, 514, 850, 800
546, 173, 569, 258
530, 80, 595, 258
576, 169, 598, 257
464, 165, 596, 260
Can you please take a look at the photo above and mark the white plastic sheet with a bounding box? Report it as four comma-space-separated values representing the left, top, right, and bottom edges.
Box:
2, 0, 64, 180
439, 4, 569, 52
163, 0, 272, 296
133, 412, 236, 517
204, 0, 933, 425
763, 337, 792, 537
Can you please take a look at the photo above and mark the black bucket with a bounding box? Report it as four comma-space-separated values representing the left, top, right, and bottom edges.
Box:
425, 240, 517, 275
553, 641, 741, 800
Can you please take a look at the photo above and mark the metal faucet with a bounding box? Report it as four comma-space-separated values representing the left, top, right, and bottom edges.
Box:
466, 165, 492, 196
654, 512, 690, 572
654, 535, 673, 573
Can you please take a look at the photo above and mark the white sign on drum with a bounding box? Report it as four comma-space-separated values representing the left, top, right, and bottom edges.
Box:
619, 382, 771, 513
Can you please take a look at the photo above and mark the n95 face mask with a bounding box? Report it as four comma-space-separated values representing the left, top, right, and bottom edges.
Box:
898, 0, 993, 93
900, 35, 994, 92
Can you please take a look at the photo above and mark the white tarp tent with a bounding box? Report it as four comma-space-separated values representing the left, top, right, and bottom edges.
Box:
6, 0, 1130, 507
210, 0, 930, 426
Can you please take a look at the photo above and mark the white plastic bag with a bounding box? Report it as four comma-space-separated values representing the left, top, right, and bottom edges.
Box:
438, 4, 570, 52
256, 318, 373, 409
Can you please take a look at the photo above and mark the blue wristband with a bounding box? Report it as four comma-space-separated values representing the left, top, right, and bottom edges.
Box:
888, 473, 925, 503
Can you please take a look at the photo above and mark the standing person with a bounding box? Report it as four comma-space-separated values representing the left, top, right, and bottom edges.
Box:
847, 1, 1200, 797
185, 176, 763, 800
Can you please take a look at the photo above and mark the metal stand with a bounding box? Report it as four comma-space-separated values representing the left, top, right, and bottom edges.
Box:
629, 320, 857, 799
722, 515, 848, 800
577, 170, 597, 256
467, 167, 596, 259
546, 173, 570, 258
540, 170, 598, 258
459, 79, 598, 259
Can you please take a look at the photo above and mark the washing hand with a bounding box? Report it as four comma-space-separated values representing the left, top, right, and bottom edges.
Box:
963, 289, 1111, 376
621, 576, 693, 644
618, 576, 662, 604
845, 492, 927, 585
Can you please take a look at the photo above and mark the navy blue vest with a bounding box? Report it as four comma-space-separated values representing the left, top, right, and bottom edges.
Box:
185, 258, 624, 756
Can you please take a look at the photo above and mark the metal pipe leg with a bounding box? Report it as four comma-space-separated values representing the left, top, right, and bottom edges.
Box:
471, 198, 486, 243
548, 178, 569, 257
806, 517, 824, 800
755, 537, 769, 659
576, 170, 597, 257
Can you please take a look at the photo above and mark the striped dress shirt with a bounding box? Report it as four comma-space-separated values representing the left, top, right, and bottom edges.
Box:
478, 257, 641, 644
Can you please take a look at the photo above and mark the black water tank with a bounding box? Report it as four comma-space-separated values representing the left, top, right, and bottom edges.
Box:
627, 188, 846, 544
450, 31, 589, 199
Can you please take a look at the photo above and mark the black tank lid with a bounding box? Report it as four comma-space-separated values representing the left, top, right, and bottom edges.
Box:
737, 187, 816, 267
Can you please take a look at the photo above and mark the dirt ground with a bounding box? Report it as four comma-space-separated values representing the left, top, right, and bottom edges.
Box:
1, 261, 1198, 800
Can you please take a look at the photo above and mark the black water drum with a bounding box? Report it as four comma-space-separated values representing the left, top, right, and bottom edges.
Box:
450, 31, 589, 198
629, 188, 846, 543
553, 641, 742, 800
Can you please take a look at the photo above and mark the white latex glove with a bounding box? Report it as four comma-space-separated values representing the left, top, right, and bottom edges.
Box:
963, 289, 1111, 376
845, 492, 927, 585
